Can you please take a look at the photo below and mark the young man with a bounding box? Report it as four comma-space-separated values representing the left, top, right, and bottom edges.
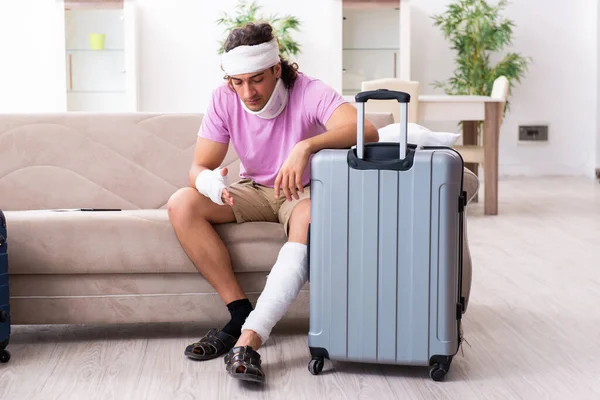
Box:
167, 22, 378, 383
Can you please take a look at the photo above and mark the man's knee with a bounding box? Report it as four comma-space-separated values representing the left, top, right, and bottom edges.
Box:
168, 187, 206, 224
287, 199, 311, 243
289, 199, 310, 228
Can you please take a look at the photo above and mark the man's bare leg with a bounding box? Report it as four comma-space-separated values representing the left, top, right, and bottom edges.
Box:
168, 187, 245, 303
168, 187, 254, 360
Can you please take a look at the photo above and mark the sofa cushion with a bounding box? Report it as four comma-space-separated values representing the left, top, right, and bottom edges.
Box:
5, 209, 286, 275
365, 112, 395, 129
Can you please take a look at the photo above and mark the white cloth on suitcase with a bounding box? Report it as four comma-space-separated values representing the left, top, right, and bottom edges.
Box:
378, 122, 461, 147
241, 241, 308, 343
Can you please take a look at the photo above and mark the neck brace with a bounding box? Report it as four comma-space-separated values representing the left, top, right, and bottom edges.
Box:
241, 78, 288, 119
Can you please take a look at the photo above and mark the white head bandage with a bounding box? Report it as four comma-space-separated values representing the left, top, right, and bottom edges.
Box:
221, 38, 281, 76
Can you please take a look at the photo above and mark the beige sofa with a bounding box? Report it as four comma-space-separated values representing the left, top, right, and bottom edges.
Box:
0, 112, 478, 326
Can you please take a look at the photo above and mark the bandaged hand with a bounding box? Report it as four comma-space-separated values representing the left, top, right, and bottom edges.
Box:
195, 167, 234, 206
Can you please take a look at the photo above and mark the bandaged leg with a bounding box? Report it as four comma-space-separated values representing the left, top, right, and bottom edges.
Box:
241, 242, 308, 344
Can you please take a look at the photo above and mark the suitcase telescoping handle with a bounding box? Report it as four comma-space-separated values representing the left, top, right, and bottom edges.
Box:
355, 89, 411, 160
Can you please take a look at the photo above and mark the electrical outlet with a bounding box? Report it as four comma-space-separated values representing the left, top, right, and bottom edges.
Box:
519, 125, 548, 141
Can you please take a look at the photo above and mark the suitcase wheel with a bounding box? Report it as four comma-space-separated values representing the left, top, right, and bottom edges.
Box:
429, 363, 449, 381
308, 357, 324, 375
0, 349, 10, 363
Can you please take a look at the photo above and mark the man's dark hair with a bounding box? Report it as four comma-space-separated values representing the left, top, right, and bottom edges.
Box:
223, 22, 299, 90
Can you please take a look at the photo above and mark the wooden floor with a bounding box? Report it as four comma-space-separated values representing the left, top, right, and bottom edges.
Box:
2, 177, 600, 400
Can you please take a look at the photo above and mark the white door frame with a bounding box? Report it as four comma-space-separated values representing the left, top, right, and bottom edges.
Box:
124, 0, 138, 111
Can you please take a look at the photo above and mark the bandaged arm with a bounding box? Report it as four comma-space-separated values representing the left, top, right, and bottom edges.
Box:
188, 137, 230, 204
195, 167, 226, 205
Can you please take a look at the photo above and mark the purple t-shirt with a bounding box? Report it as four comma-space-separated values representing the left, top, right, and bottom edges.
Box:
198, 73, 347, 188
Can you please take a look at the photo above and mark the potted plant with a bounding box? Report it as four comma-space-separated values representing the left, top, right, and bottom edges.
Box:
216, 0, 302, 59
431, 0, 531, 112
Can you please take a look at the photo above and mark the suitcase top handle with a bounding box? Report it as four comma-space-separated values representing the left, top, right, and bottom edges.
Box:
355, 89, 410, 161
355, 89, 411, 104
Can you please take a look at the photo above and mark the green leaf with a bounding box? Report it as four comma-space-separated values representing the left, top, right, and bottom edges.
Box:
430, 0, 531, 126
215, 0, 302, 57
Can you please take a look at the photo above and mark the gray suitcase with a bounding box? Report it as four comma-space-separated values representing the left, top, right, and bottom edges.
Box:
307, 89, 466, 381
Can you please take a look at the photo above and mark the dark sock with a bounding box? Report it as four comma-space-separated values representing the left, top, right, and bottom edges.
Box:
221, 298, 253, 338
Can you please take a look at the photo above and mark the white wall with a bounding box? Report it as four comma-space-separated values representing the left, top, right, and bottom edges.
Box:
135, 0, 342, 113
0, 1, 67, 112
411, 0, 598, 177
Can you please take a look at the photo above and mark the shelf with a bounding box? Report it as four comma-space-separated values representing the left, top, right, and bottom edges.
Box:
65, 0, 123, 10
343, 48, 399, 51
68, 90, 125, 93
343, 0, 401, 10
66, 49, 124, 52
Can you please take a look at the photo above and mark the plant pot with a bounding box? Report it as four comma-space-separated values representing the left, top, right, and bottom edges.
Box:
89, 33, 105, 50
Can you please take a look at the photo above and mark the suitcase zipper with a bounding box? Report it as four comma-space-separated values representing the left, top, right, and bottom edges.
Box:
455, 190, 467, 355
307, 223, 311, 282
420, 146, 467, 319
457, 191, 467, 319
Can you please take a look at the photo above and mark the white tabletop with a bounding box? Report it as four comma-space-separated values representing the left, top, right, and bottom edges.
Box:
418, 95, 504, 103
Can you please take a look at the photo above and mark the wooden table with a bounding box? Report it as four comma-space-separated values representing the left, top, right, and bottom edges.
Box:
417, 95, 504, 215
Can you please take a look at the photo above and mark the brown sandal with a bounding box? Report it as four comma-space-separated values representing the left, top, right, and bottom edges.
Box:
184, 328, 237, 361
224, 346, 265, 383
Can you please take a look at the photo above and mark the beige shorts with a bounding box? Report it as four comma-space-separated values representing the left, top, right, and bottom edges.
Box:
228, 179, 311, 235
